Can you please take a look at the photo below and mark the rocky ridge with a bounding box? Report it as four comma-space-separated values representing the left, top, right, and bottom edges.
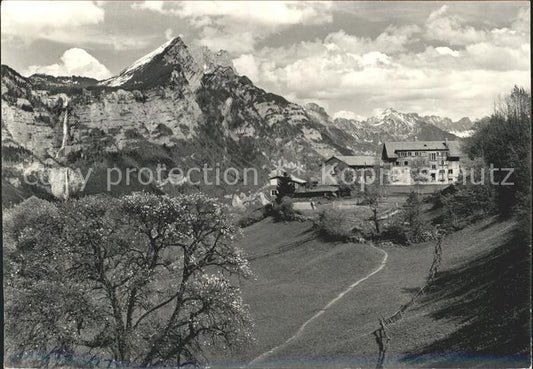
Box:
1, 37, 468, 204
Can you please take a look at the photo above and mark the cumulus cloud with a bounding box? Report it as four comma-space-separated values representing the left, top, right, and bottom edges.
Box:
435, 46, 460, 57
512, 7, 530, 34
196, 27, 257, 54
1, 1, 152, 50
233, 6, 529, 120
4, 1, 528, 121
233, 54, 260, 82
164, 28, 174, 41
1, 1, 104, 43
131, 1, 165, 12
132, 1, 332, 26
131, 1, 333, 53
24, 48, 112, 80
324, 25, 421, 55
425, 5, 487, 45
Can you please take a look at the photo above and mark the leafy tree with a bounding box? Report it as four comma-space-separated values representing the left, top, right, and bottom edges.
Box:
361, 156, 387, 235
433, 157, 496, 230
464, 86, 531, 216
382, 192, 437, 245
3, 193, 254, 368
402, 191, 434, 243
403, 191, 423, 233
439, 183, 495, 231
271, 196, 295, 221
363, 180, 386, 235
275, 172, 295, 204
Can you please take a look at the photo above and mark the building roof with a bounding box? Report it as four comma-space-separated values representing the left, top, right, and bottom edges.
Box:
298, 185, 339, 193
326, 155, 377, 167
269, 171, 307, 184
383, 140, 463, 159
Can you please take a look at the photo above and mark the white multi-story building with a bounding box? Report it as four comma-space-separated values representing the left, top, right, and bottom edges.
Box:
381, 139, 464, 185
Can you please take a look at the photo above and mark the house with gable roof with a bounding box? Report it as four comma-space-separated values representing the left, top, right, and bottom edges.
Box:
381, 139, 464, 184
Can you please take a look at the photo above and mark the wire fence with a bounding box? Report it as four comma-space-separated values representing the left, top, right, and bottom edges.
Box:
372, 232, 445, 369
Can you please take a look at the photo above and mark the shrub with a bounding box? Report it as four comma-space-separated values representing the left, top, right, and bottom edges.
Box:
381, 192, 439, 245
315, 209, 353, 241
124, 128, 143, 139
34, 113, 52, 125
271, 196, 295, 221
380, 221, 410, 246
20, 103, 34, 112
1, 146, 33, 162
132, 90, 147, 103
403, 191, 431, 242
236, 207, 267, 228
154, 123, 173, 136
381, 219, 437, 245
314, 208, 372, 242
440, 184, 495, 230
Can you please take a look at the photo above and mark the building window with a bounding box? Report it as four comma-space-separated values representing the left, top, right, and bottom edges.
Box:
431, 164, 436, 169
271, 190, 277, 196
448, 169, 453, 174
404, 161, 408, 166
429, 153, 437, 161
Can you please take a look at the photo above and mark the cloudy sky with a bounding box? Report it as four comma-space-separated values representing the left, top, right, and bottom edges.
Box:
1, 1, 530, 120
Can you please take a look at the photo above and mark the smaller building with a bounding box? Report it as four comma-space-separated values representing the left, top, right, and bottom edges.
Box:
324, 155, 378, 170
323, 155, 378, 189
268, 171, 307, 197
292, 185, 339, 199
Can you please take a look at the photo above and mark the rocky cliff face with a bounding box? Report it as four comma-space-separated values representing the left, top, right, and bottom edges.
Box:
1, 38, 361, 202
422, 115, 474, 137
1, 37, 468, 204
98, 38, 235, 90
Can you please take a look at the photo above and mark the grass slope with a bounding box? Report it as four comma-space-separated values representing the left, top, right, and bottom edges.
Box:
257, 217, 530, 368
210, 218, 384, 366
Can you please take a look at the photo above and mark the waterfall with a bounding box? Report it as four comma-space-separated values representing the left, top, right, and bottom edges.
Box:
52, 95, 71, 200
55, 96, 69, 159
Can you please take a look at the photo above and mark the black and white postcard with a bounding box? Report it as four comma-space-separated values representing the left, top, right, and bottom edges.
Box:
1, 1, 531, 368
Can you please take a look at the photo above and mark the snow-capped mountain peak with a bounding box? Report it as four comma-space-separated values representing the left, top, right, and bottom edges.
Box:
100, 38, 180, 87
99, 37, 235, 89
381, 107, 397, 116
368, 107, 419, 128
112, 38, 175, 85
